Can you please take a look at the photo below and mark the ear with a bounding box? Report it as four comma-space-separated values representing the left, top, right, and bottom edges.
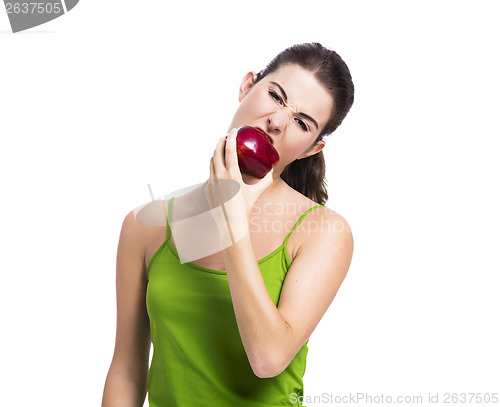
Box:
238, 71, 258, 102
297, 139, 326, 160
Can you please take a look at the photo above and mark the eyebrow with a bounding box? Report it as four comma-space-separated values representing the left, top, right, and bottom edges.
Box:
270, 81, 319, 130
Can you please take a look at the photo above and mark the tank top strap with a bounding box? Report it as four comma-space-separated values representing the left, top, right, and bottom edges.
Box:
165, 196, 175, 241
283, 204, 326, 247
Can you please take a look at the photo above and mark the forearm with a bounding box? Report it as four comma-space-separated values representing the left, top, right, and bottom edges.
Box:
222, 231, 292, 378
101, 364, 147, 407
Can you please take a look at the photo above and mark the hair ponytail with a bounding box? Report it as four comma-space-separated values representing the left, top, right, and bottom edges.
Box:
280, 148, 328, 206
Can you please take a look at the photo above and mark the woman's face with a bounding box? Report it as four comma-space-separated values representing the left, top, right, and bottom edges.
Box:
228, 63, 334, 178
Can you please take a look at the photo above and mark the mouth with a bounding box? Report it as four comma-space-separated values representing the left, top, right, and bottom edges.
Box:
255, 127, 274, 145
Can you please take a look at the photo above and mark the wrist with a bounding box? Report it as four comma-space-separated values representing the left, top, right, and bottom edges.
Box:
207, 187, 249, 249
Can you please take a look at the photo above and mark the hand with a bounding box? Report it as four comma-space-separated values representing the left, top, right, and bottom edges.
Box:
206, 128, 274, 219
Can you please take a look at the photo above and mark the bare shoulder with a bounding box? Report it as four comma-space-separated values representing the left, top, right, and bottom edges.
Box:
119, 200, 168, 262
122, 200, 166, 237
287, 191, 353, 247
279, 188, 352, 260
310, 205, 353, 238
304, 207, 353, 270
132, 200, 174, 269
132, 199, 169, 227
286, 188, 352, 237
119, 206, 150, 259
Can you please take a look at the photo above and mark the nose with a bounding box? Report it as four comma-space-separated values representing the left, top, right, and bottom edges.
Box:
267, 106, 293, 135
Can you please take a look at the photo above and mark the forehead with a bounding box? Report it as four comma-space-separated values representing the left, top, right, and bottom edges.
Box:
264, 63, 334, 129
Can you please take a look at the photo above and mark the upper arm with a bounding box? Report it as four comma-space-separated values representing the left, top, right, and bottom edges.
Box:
275, 209, 354, 374
110, 209, 151, 383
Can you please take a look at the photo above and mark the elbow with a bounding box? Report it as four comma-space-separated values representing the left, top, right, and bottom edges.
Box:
253, 367, 281, 379
250, 323, 295, 378
250, 351, 288, 379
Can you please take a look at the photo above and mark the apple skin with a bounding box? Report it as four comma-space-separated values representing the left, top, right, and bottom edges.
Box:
236, 126, 280, 179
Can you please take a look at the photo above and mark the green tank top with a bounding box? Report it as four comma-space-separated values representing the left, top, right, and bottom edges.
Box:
146, 196, 325, 407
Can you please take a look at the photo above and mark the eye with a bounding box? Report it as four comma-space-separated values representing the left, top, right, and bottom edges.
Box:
295, 118, 309, 132
268, 90, 284, 105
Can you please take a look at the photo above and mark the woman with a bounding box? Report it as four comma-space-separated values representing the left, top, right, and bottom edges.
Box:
101, 42, 355, 407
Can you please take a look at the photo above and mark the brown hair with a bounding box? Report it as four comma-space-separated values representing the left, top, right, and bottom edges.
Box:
254, 42, 355, 205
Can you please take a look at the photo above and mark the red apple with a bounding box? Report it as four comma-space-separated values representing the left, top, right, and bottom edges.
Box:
236, 126, 280, 178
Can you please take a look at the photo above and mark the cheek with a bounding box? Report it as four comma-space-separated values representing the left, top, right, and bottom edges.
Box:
234, 98, 256, 122
278, 138, 312, 162
239, 90, 273, 117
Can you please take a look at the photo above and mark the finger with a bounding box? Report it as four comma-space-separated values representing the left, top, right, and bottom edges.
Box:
206, 176, 215, 209
209, 156, 215, 179
213, 135, 227, 174
225, 128, 238, 174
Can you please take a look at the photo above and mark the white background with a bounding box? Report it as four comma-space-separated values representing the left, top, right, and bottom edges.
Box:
1, 1, 499, 406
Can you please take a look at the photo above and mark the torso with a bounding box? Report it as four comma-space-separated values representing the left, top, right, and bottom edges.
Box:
143, 183, 328, 271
